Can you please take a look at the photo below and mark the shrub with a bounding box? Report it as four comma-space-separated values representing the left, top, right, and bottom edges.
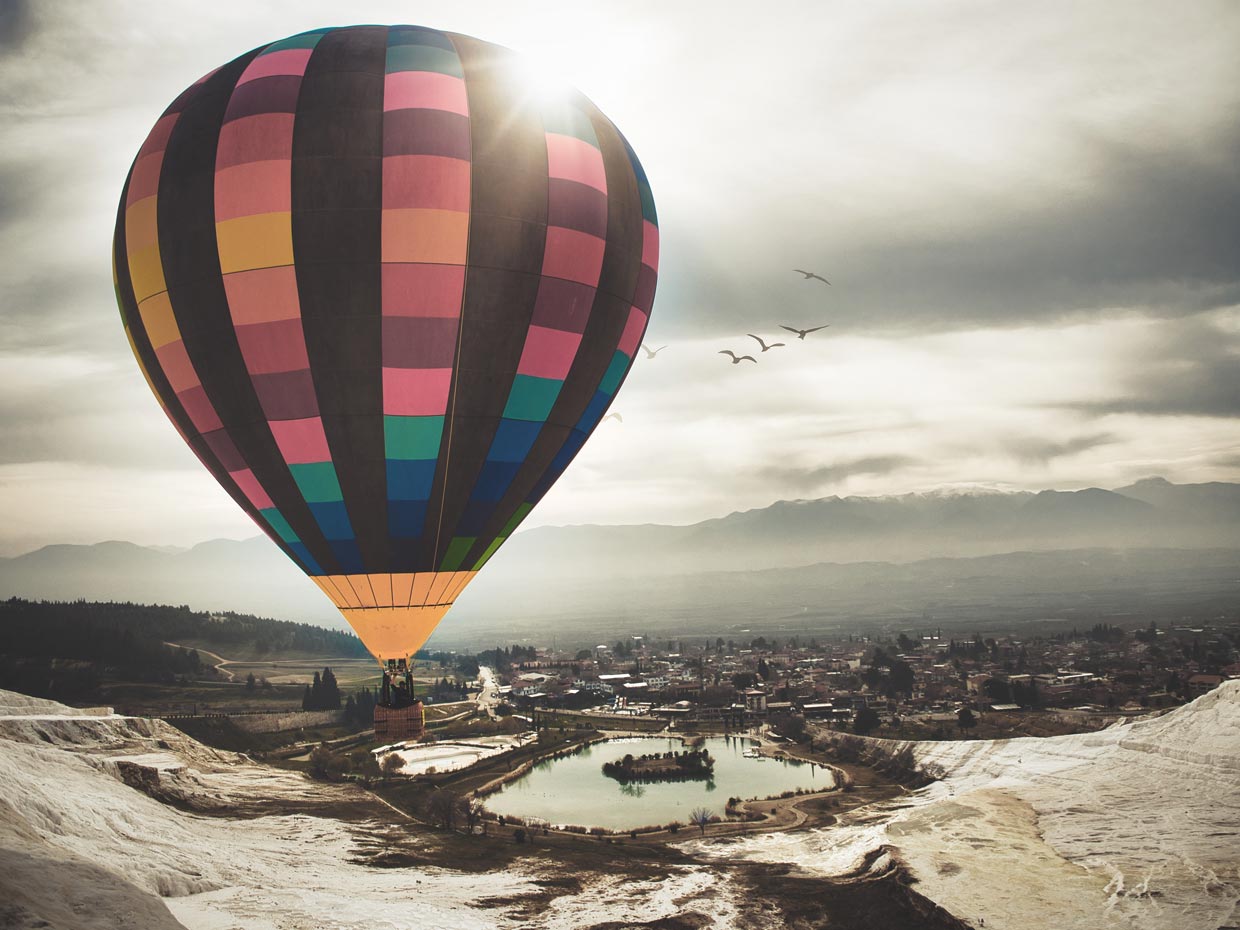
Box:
513, 828, 527, 844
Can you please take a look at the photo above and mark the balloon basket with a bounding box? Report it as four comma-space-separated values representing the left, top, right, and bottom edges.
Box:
375, 659, 425, 741
374, 701, 425, 742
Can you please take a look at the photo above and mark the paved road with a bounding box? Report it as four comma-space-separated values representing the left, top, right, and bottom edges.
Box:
476, 666, 499, 720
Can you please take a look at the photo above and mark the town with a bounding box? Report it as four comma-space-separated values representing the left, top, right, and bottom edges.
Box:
463, 616, 1240, 740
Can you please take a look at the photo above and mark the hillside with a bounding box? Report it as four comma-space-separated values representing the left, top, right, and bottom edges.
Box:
0, 691, 962, 930
0, 480, 1237, 647
699, 680, 1240, 929
2, 682, 1236, 928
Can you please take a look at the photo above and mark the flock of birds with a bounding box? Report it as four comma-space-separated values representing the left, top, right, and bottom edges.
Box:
717, 269, 833, 363
643, 268, 833, 366
603, 269, 833, 422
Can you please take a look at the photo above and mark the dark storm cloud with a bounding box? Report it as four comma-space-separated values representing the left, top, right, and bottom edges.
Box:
1065, 314, 1240, 419
1083, 356, 1240, 419
759, 454, 918, 491
0, 1, 36, 53
1004, 433, 1117, 466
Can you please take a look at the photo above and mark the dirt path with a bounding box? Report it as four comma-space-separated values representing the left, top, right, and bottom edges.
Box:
165, 642, 234, 681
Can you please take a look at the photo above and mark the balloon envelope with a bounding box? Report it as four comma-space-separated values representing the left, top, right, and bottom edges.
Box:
112, 26, 657, 662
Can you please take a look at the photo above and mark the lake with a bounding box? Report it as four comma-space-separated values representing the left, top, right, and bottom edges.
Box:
483, 736, 833, 831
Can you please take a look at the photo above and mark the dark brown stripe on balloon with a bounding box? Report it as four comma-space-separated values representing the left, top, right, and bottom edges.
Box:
292, 25, 389, 571
420, 33, 549, 568
462, 104, 644, 565
155, 48, 341, 572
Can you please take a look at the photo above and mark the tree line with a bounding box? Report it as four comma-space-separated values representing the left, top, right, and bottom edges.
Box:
0, 598, 369, 661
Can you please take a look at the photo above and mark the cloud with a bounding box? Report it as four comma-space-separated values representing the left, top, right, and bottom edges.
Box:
1064, 310, 1240, 419
0, 1, 35, 53
1004, 433, 1117, 466
758, 455, 920, 493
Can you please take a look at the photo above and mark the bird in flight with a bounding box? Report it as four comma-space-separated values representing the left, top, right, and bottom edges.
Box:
719, 350, 757, 364
746, 334, 785, 352
793, 269, 831, 285
604, 412, 623, 423
780, 324, 830, 340
640, 343, 668, 359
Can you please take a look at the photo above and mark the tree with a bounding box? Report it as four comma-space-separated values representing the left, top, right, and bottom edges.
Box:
689, 807, 713, 835
320, 667, 342, 709
380, 753, 405, 778
853, 706, 881, 735
956, 707, 977, 733
888, 660, 914, 697
757, 658, 770, 681
245, 672, 256, 691
308, 745, 349, 781
425, 790, 460, 830
897, 633, 915, 653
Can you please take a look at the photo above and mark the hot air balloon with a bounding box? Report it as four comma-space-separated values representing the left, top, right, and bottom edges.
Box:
112, 25, 657, 721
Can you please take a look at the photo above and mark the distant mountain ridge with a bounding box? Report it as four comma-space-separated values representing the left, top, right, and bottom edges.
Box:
1, 478, 1237, 636
488, 477, 1240, 578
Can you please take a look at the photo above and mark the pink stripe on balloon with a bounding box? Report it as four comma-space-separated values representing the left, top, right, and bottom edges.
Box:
545, 133, 606, 192
126, 153, 163, 206
642, 220, 659, 270
155, 340, 197, 393
230, 468, 273, 509
383, 71, 469, 115
383, 155, 470, 211
137, 114, 177, 159
269, 417, 331, 464
223, 266, 302, 324
215, 160, 291, 221
381, 263, 465, 318
517, 325, 583, 380
237, 48, 313, 85
616, 305, 648, 358
541, 227, 605, 286
176, 386, 223, 433
382, 367, 453, 416
215, 113, 295, 170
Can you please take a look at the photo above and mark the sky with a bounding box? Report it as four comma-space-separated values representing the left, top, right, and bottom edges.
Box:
1, 0, 1238, 555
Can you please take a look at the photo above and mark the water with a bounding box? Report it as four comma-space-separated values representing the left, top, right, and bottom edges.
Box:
484, 736, 833, 831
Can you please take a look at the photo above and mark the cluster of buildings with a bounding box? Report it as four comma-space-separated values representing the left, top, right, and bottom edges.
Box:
483, 619, 1239, 729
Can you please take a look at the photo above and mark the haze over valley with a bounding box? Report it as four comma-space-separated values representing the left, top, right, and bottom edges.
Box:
4, 478, 1237, 650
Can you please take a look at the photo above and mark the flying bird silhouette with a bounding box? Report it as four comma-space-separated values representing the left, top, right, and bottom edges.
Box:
719, 350, 757, 364
640, 343, 668, 359
603, 412, 623, 422
746, 334, 786, 352
779, 324, 830, 340
793, 269, 831, 285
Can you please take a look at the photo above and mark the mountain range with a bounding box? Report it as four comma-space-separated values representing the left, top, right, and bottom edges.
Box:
1, 477, 1237, 646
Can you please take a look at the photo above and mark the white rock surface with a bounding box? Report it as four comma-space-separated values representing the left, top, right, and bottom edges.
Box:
4, 683, 1236, 929
696, 682, 1240, 929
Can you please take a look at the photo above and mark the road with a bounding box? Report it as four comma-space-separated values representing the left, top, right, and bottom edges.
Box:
475, 666, 500, 720
165, 642, 235, 681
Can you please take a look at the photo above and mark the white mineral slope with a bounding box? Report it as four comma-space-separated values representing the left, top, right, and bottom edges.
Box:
0, 690, 753, 930
0, 692, 543, 930
695, 682, 1240, 930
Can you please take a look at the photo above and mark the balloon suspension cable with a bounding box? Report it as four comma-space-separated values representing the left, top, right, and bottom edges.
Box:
380, 658, 417, 709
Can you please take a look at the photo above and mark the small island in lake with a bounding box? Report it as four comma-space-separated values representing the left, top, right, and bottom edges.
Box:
602, 748, 715, 783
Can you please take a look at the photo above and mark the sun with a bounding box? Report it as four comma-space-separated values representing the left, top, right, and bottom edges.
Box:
504, 46, 577, 110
